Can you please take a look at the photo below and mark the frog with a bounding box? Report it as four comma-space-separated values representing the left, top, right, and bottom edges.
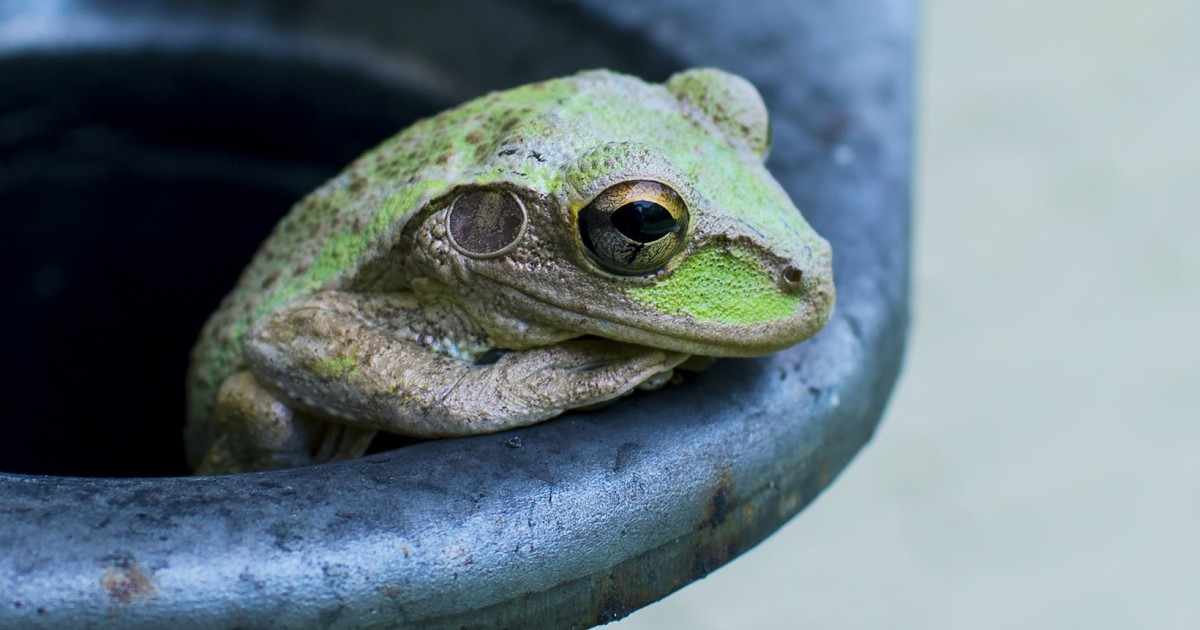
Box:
185, 68, 835, 475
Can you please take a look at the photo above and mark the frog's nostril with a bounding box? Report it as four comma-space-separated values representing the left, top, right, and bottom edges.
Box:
782, 265, 803, 289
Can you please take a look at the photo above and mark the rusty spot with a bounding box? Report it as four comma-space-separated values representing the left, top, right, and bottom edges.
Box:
704, 467, 734, 528
818, 456, 834, 490
592, 572, 638, 625
690, 537, 742, 581
100, 555, 156, 604
692, 467, 742, 580
596, 591, 630, 624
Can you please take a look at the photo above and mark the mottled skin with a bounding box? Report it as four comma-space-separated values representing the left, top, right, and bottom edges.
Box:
186, 68, 834, 474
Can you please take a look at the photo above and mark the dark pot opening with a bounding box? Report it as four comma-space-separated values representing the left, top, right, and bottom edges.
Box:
0, 49, 445, 476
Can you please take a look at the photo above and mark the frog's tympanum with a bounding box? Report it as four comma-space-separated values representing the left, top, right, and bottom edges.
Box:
186, 69, 834, 474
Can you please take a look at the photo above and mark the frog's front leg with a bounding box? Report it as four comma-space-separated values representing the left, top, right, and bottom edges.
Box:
243, 291, 689, 440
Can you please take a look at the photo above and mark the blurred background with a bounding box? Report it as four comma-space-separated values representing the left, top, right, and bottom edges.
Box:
618, 0, 1200, 627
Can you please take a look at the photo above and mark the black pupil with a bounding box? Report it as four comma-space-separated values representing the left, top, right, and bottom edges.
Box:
610, 201, 677, 243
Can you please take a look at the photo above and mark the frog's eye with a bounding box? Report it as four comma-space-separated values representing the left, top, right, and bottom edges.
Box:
578, 180, 689, 275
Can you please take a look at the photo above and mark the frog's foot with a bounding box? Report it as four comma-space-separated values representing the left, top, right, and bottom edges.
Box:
194, 371, 375, 475
631, 354, 713, 392
450, 338, 691, 431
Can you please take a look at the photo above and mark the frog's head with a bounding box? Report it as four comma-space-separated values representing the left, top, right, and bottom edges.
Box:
411, 68, 834, 357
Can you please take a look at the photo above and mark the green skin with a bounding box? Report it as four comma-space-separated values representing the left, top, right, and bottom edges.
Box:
186, 68, 835, 474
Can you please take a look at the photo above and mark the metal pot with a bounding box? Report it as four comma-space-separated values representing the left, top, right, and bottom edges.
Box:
0, 0, 912, 627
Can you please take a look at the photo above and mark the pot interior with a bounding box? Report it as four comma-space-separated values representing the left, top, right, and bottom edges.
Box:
0, 49, 444, 475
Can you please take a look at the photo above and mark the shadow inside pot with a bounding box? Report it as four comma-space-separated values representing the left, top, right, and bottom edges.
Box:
0, 49, 451, 476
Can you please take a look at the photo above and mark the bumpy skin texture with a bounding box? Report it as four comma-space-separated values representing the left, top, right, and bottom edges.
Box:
186, 68, 835, 474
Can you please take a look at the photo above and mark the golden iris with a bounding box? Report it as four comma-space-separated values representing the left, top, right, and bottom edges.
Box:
578, 180, 689, 275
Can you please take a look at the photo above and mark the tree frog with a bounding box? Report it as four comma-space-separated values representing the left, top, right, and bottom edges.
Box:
186, 68, 834, 474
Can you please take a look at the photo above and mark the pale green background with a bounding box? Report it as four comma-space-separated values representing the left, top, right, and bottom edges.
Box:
615, 0, 1199, 627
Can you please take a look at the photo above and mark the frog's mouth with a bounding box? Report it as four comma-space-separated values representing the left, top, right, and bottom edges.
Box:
566, 308, 815, 358
482, 274, 830, 358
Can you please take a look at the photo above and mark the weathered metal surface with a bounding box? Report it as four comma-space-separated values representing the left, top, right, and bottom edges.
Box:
0, 0, 912, 627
